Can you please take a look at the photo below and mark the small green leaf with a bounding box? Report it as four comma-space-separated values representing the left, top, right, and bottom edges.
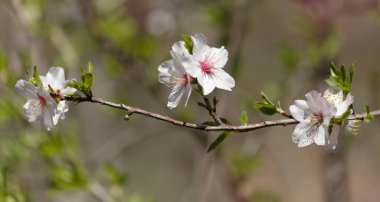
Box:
254, 103, 277, 115
87, 62, 94, 74
67, 81, 83, 91
326, 63, 355, 96
181, 34, 193, 54
197, 102, 207, 108
220, 118, 231, 125
260, 92, 274, 105
254, 92, 280, 115
364, 104, 374, 123
195, 85, 203, 95
82, 73, 93, 89
240, 111, 248, 125
213, 96, 219, 108
207, 132, 232, 152
104, 163, 127, 186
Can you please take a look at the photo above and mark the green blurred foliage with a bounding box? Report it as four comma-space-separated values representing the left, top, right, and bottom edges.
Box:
251, 191, 280, 202
229, 154, 261, 180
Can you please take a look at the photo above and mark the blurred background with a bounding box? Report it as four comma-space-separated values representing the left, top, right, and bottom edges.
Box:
0, 0, 380, 201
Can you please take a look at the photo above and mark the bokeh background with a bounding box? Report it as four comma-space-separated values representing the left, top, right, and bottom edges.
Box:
0, 0, 380, 202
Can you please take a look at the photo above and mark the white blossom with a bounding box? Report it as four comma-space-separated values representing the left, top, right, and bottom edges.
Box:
323, 87, 354, 118
180, 33, 235, 95
15, 80, 57, 130
158, 41, 192, 109
289, 90, 336, 147
40, 67, 76, 123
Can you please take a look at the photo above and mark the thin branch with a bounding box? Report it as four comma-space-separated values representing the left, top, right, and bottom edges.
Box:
202, 95, 224, 125
66, 96, 380, 133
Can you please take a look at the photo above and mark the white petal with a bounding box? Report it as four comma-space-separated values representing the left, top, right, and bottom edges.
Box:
53, 101, 69, 124
37, 85, 56, 105
198, 74, 216, 95
182, 84, 193, 107
167, 86, 183, 109
42, 107, 54, 130
60, 87, 77, 95
323, 87, 343, 106
45, 67, 65, 89
306, 90, 335, 117
172, 41, 189, 56
180, 56, 201, 78
158, 60, 174, 86
314, 126, 328, 146
15, 80, 38, 100
208, 47, 228, 69
294, 100, 309, 111
306, 90, 323, 112
335, 93, 354, 117
292, 122, 314, 147
23, 100, 40, 122
167, 85, 185, 109
191, 33, 208, 60
170, 51, 188, 76
213, 69, 235, 91
40, 76, 48, 87
289, 104, 306, 122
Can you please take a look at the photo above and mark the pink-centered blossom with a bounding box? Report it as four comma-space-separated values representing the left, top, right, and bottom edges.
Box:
289, 90, 336, 147
15, 80, 57, 130
180, 33, 235, 95
158, 41, 192, 109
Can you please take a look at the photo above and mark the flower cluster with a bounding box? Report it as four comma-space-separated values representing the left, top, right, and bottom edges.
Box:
158, 33, 235, 109
289, 88, 354, 147
15, 67, 76, 130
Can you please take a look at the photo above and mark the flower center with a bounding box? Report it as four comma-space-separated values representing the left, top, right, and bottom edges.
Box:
312, 113, 324, 124
38, 94, 47, 105
200, 60, 213, 74
183, 74, 189, 86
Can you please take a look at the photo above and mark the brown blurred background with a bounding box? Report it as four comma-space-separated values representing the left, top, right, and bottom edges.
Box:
0, 0, 380, 202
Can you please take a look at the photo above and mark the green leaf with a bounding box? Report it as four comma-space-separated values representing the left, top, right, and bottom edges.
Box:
195, 85, 203, 95
213, 96, 219, 108
254, 103, 277, 115
260, 92, 274, 105
254, 92, 280, 115
207, 132, 232, 152
82, 73, 93, 89
230, 154, 261, 179
104, 163, 127, 186
220, 118, 231, 125
364, 104, 374, 123
67, 81, 83, 91
197, 102, 207, 108
181, 34, 193, 54
87, 61, 94, 74
326, 63, 355, 96
240, 111, 248, 125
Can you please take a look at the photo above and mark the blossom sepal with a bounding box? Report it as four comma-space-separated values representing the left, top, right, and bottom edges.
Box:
28, 66, 42, 86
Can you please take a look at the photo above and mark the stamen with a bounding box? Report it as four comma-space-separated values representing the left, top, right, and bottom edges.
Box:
200, 60, 212, 74
312, 113, 324, 124
183, 74, 189, 86
38, 94, 47, 105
